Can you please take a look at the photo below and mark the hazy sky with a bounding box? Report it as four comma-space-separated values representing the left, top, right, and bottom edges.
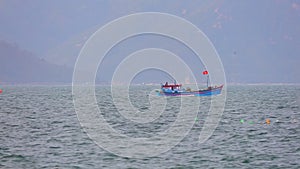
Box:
0, 0, 299, 83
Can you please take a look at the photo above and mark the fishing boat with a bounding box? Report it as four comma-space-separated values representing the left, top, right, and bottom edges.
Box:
156, 70, 223, 96
157, 83, 223, 96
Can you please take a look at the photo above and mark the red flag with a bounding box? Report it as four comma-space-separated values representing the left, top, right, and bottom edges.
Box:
202, 70, 208, 75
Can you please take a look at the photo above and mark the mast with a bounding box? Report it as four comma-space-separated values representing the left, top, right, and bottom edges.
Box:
206, 75, 209, 88
202, 70, 209, 88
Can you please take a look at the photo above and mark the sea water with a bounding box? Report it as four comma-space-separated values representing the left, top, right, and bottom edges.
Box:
0, 85, 299, 168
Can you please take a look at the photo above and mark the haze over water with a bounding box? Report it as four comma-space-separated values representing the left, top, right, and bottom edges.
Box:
1, 1, 300, 168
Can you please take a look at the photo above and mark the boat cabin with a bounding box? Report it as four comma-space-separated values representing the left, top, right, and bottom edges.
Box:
161, 82, 182, 93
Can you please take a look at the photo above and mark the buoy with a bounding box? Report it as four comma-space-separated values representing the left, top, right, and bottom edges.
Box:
0, 89, 2, 94
240, 119, 244, 123
265, 119, 271, 124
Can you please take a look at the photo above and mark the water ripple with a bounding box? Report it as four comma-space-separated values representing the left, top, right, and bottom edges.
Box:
0, 85, 299, 168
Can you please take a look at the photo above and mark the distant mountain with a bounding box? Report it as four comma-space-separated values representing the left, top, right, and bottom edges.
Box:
0, 40, 72, 84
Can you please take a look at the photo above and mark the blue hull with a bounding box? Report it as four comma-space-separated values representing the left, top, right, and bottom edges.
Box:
157, 92, 194, 96
193, 88, 222, 96
157, 85, 223, 97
